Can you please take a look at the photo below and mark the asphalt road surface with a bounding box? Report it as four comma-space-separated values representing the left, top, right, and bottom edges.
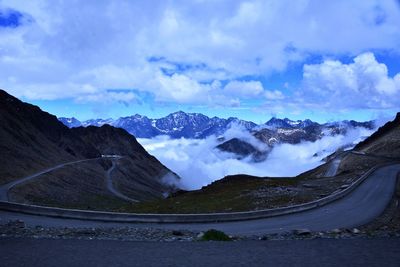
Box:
1, 164, 399, 236
324, 159, 341, 177
0, 237, 399, 267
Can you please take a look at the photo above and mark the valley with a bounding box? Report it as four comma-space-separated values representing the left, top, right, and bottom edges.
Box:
2, 1, 400, 265
0, 90, 179, 209
1, 89, 400, 240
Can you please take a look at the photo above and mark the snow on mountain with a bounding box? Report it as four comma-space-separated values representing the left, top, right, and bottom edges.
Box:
264, 117, 319, 129
81, 118, 114, 127
216, 117, 374, 161
58, 117, 82, 128
58, 111, 257, 139
58, 112, 373, 142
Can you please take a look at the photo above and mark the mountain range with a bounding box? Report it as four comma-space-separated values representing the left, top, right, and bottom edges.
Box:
215, 117, 374, 161
59, 112, 373, 140
0, 89, 179, 208
59, 112, 256, 139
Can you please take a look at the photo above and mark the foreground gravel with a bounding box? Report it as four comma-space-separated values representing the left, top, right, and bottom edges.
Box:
1, 219, 399, 242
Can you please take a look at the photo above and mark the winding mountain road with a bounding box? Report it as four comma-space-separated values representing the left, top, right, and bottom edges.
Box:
0, 158, 102, 202
324, 159, 341, 177
0, 156, 134, 203
105, 159, 139, 202
323, 150, 400, 177
1, 163, 399, 236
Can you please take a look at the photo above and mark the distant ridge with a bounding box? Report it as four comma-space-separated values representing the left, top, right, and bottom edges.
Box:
59, 111, 257, 139
59, 113, 373, 139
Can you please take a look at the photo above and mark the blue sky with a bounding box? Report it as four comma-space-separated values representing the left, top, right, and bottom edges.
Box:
1, 0, 400, 123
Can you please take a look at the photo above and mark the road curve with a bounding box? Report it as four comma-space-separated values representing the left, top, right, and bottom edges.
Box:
1, 164, 399, 236
105, 160, 139, 202
0, 158, 102, 201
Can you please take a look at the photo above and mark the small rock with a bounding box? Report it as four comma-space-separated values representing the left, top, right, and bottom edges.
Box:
197, 232, 204, 239
331, 229, 341, 234
9, 220, 25, 228
303, 184, 318, 188
35, 226, 44, 231
293, 229, 312, 236
352, 228, 360, 234
75, 229, 96, 236
340, 184, 350, 189
172, 230, 184, 236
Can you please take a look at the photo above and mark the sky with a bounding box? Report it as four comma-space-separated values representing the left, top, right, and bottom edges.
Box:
1, 0, 400, 123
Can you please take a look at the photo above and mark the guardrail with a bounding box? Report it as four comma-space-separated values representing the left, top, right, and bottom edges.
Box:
0, 162, 399, 223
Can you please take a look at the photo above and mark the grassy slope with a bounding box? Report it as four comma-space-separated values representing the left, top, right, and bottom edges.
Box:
121, 114, 400, 214
114, 170, 360, 214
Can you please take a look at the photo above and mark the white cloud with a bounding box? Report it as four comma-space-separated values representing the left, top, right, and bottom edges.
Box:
75, 91, 139, 106
5, 82, 99, 100
223, 123, 269, 151
0, 0, 399, 109
223, 80, 264, 98
156, 73, 209, 103
138, 126, 374, 190
227, 1, 262, 27
301, 52, 400, 109
265, 90, 285, 100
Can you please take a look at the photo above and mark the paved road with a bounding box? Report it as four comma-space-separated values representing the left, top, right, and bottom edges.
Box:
0, 237, 399, 267
105, 159, 139, 202
0, 158, 101, 201
0, 156, 135, 203
324, 159, 341, 177
1, 164, 399, 235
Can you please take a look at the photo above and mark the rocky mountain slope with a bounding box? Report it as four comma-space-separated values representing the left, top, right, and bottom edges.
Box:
71, 125, 178, 200
0, 90, 99, 184
354, 112, 400, 158
216, 118, 374, 161
0, 89, 179, 206
215, 138, 267, 162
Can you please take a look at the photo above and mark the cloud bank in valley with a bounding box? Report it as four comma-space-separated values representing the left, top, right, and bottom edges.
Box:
138, 126, 374, 190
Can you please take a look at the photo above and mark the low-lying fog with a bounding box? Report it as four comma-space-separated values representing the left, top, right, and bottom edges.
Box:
138, 126, 374, 190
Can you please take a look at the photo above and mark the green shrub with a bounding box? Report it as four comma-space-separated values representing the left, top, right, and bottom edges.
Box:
201, 229, 232, 241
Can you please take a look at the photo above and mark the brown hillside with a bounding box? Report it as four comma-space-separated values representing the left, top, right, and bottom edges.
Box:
354, 113, 400, 157
0, 89, 179, 206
